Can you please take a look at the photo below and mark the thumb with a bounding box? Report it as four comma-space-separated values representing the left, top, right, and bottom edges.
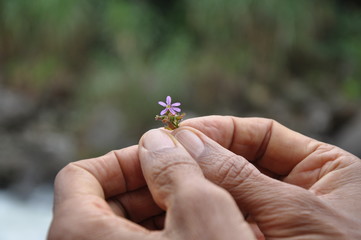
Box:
138, 129, 256, 240
171, 127, 318, 221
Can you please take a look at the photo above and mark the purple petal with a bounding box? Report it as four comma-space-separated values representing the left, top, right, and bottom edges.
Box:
172, 107, 181, 112
171, 102, 181, 107
166, 96, 172, 105
169, 108, 176, 115
158, 101, 167, 107
160, 109, 168, 115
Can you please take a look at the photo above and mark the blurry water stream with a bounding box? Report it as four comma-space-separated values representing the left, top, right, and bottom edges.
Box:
0, 186, 53, 240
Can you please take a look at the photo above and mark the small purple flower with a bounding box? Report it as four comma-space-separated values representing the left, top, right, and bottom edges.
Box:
158, 96, 181, 115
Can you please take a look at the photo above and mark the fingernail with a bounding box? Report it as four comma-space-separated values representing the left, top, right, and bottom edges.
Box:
174, 129, 204, 158
142, 129, 176, 151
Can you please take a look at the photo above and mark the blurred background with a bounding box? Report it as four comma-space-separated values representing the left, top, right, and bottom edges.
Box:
0, 0, 361, 239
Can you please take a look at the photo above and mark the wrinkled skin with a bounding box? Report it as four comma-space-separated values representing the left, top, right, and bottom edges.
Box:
48, 116, 361, 240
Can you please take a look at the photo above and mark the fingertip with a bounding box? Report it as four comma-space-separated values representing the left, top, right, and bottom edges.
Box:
139, 129, 176, 152
172, 127, 205, 159
138, 129, 179, 175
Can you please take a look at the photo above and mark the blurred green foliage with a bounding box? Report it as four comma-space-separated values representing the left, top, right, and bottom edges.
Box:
0, 0, 360, 157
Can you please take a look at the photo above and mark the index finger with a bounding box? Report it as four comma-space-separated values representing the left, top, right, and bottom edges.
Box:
49, 145, 155, 239
54, 145, 145, 204
181, 116, 319, 176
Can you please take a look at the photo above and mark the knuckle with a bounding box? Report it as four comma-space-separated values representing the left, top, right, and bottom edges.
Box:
55, 160, 89, 180
152, 160, 199, 184
275, 188, 325, 215
174, 180, 232, 208
216, 153, 259, 189
149, 152, 202, 191
54, 162, 76, 183
307, 141, 359, 177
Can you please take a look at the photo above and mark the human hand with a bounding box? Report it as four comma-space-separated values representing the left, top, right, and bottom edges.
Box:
48, 129, 255, 240
175, 116, 361, 239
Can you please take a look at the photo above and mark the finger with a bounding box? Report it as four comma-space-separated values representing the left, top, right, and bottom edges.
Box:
50, 145, 161, 240
54, 145, 161, 222
171, 127, 348, 238
139, 129, 256, 240
108, 187, 164, 222
172, 127, 360, 238
49, 193, 152, 240
171, 127, 315, 216
181, 116, 320, 176
54, 145, 145, 205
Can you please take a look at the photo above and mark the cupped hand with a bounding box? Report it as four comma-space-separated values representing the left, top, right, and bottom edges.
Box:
177, 116, 361, 239
48, 128, 255, 240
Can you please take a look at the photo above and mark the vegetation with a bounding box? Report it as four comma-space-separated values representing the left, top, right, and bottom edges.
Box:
0, 0, 360, 158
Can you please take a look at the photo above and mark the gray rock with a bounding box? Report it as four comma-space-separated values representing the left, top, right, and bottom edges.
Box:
0, 128, 76, 196
0, 87, 34, 125
83, 104, 126, 152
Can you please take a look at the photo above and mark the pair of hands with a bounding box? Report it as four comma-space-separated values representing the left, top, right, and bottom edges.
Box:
48, 116, 361, 240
